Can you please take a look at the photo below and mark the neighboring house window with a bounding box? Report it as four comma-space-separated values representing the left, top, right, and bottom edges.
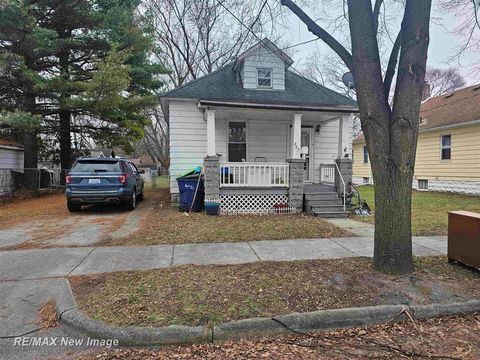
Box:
363, 145, 369, 164
257, 68, 272, 88
441, 134, 451, 160
418, 179, 428, 190
363, 177, 370, 184
228, 122, 247, 162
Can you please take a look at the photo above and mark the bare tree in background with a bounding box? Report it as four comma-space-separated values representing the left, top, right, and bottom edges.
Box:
282, 0, 432, 274
146, 0, 279, 87
425, 67, 466, 96
134, 106, 170, 171
299, 51, 362, 137
438, 0, 480, 74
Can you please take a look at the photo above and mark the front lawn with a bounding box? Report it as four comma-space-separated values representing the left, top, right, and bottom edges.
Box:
113, 187, 351, 246
354, 185, 480, 236
70, 257, 480, 327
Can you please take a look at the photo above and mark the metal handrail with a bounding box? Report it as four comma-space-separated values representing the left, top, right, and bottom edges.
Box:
333, 160, 346, 212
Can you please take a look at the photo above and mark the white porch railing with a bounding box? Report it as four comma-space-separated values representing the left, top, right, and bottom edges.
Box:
333, 160, 346, 212
320, 163, 335, 184
220, 162, 289, 187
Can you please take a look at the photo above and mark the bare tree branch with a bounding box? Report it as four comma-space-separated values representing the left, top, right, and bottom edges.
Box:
383, 30, 401, 98
280, 0, 354, 72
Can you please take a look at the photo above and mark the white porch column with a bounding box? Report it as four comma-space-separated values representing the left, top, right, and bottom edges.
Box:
337, 116, 344, 158
206, 109, 216, 156
292, 113, 302, 159
338, 114, 354, 158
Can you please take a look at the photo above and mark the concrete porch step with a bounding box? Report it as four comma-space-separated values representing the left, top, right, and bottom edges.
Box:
313, 211, 350, 218
305, 193, 339, 201
308, 205, 346, 213
306, 199, 343, 207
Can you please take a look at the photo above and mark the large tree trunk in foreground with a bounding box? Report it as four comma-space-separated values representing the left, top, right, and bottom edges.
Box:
371, 160, 414, 273
350, 0, 430, 274
282, 0, 431, 274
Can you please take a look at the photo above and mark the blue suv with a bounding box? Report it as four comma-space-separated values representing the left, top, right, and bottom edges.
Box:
65, 157, 145, 212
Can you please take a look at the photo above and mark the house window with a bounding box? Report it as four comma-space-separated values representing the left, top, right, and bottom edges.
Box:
257, 68, 272, 88
363, 145, 369, 164
228, 122, 246, 162
363, 177, 370, 184
418, 179, 428, 190
441, 134, 451, 160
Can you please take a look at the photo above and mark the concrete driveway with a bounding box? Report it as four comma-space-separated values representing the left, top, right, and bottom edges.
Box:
0, 199, 152, 250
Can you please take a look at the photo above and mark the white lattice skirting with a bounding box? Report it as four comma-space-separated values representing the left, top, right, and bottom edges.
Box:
220, 194, 295, 215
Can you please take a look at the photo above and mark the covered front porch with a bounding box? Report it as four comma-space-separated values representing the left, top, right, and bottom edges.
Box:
202, 104, 353, 215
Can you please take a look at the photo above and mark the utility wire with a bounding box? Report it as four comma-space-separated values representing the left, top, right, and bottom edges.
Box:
282, 37, 319, 50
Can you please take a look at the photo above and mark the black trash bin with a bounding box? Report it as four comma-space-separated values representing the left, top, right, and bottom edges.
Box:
176, 174, 204, 212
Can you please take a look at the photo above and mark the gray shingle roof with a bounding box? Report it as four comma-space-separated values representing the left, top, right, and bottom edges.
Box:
162, 63, 357, 110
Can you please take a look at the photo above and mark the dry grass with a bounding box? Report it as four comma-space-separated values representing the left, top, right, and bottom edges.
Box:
70, 256, 480, 328
118, 187, 351, 246
0, 193, 67, 230
353, 185, 480, 236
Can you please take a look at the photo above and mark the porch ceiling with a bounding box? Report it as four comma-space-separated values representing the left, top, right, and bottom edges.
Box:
213, 107, 343, 123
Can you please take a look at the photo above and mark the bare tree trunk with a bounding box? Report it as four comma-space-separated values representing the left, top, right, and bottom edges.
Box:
59, 109, 72, 183
59, 49, 72, 184
371, 156, 414, 273
23, 94, 38, 191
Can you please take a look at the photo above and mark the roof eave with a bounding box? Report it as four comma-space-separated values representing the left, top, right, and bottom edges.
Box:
197, 99, 359, 113
352, 117, 480, 144
0, 144, 24, 151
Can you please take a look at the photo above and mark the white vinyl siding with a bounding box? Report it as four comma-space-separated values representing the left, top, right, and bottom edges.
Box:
169, 101, 207, 194
310, 119, 344, 183
0, 148, 24, 169
242, 46, 285, 90
215, 119, 288, 163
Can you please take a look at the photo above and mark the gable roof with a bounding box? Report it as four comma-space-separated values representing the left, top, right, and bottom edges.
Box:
353, 83, 480, 143
237, 38, 294, 69
162, 62, 357, 111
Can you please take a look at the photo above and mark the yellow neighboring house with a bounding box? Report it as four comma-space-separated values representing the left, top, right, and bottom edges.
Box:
353, 83, 480, 195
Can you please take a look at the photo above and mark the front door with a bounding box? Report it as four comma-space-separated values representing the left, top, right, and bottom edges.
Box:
301, 128, 313, 182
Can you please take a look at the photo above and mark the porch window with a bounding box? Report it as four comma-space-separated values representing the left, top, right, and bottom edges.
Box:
363, 145, 369, 164
257, 68, 272, 88
228, 121, 246, 162
441, 134, 451, 160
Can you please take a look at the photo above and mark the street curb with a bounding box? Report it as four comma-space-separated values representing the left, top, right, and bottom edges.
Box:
57, 300, 480, 346
59, 309, 212, 346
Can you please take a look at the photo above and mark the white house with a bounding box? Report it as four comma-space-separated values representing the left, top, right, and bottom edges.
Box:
161, 39, 358, 217
0, 138, 24, 196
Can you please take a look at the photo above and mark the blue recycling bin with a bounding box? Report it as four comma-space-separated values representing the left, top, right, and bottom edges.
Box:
176, 174, 204, 212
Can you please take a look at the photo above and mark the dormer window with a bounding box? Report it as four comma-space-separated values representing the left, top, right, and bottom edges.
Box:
257, 68, 272, 88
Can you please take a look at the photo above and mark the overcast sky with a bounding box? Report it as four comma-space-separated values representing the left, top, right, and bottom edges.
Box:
281, 3, 479, 85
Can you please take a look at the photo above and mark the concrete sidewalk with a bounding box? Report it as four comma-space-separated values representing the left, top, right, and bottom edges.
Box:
0, 236, 447, 281
0, 235, 447, 358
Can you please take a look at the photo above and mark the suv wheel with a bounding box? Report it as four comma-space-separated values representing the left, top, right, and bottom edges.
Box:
126, 190, 136, 210
67, 201, 81, 212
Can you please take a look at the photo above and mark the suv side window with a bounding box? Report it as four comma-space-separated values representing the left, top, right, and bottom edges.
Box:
128, 162, 139, 174
121, 161, 130, 173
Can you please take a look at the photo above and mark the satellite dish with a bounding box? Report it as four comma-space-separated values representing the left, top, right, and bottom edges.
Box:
342, 72, 355, 90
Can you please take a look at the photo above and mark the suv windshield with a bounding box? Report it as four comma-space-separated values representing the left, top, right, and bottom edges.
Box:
71, 160, 121, 173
